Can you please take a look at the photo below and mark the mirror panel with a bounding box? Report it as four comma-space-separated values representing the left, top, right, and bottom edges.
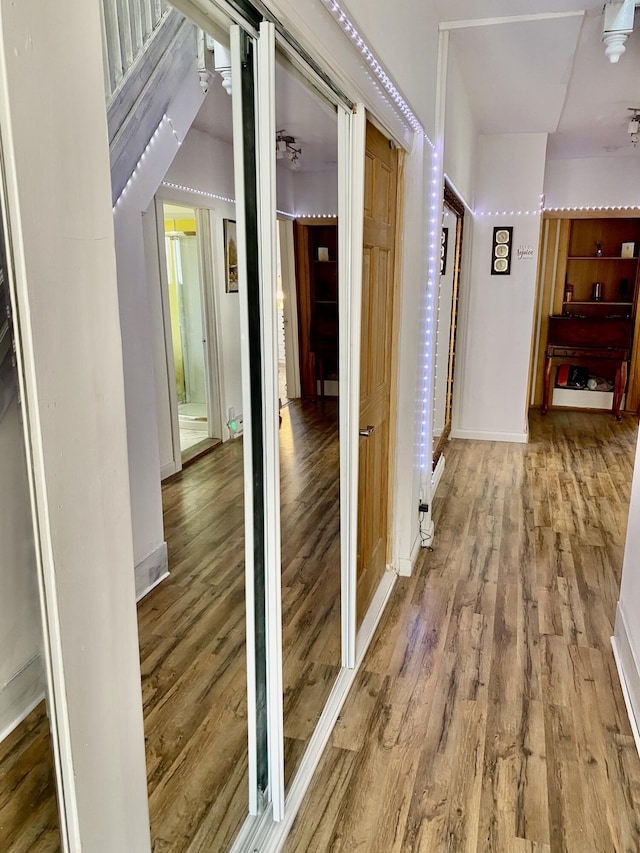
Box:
0, 182, 61, 851
433, 186, 464, 468
274, 54, 342, 789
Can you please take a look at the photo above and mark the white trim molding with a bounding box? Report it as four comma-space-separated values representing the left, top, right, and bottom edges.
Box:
612, 603, 640, 756
450, 427, 529, 444
135, 543, 169, 601
0, 655, 44, 744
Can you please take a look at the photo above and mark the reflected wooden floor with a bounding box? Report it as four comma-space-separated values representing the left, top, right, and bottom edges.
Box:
285, 410, 640, 852
141, 397, 340, 851
0, 702, 60, 852
0, 398, 340, 853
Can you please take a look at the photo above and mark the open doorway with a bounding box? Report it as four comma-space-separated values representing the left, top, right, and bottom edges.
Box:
162, 202, 222, 464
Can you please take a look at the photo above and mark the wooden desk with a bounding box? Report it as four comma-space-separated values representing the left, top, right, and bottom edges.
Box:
542, 316, 632, 420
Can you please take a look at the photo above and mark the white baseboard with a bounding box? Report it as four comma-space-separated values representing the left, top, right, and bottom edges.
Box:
0, 654, 44, 744
397, 531, 422, 577
431, 454, 445, 497
161, 460, 179, 480
135, 542, 169, 601
229, 571, 398, 853
450, 426, 529, 444
612, 603, 640, 757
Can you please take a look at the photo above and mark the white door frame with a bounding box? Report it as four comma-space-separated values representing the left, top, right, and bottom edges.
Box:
196, 206, 224, 440
277, 217, 301, 399
154, 196, 183, 475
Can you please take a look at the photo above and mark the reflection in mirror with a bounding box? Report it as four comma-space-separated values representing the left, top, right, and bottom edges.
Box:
0, 211, 61, 849
121, 14, 250, 851
275, 55, 341, 788
433, 185, 465, 468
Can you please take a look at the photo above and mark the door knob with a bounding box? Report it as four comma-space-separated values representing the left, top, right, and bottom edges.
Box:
359, 425, 375, 437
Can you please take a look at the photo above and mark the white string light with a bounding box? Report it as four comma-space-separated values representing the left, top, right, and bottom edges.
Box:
416, 146, 442, 474
544, 205, 640, 212
161, 181, 235, 204
113, 114, 184, 210
474, 209, 541, 217
320, 0, 430, 141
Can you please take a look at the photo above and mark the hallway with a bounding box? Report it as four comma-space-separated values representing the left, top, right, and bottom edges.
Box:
285, 410, 640, 852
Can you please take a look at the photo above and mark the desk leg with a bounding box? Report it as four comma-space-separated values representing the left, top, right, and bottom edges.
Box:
613, 361, 627, 420
542, 356, 552, 415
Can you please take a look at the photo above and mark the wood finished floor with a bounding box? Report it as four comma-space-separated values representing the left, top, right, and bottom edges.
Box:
140, 397, 340, 852
0, 398, 341, 853
284, 409, 640, 853
0, 702, 59, 852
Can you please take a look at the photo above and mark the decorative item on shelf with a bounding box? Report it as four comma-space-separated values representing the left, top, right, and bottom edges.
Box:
490, 226, 513, 275
621, 241, 636, 258
564, 282, 573, 303
620, 278, 630, 300
317, 247, 329, 262
592, 281, 603, 301
595, 241, 603, 257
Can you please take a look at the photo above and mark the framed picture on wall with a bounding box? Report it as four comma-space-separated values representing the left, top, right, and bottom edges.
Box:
491, 226, 513, 275
224, 219, 238, 292
440, 227, 449, 276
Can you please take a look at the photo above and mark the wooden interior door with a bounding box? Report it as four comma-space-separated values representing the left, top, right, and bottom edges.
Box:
357, 121, 399, 625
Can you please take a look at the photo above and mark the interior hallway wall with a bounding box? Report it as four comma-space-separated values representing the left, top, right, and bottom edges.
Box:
453, 133, 547, 443
615, 433, 640, 748
339, 0, 439, 138
113, 57, 205, 594
443, 48, 477, 207
544, 156, 640, 210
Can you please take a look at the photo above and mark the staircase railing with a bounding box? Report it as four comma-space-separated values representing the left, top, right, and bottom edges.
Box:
101, 0, 171, 100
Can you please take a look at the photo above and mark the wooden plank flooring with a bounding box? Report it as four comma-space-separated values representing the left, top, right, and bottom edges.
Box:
0, 702, 60, 852
3, 409, 639, 852
284, 410, 640, 853
142, 398, 340, 851
0, 398, 340, 853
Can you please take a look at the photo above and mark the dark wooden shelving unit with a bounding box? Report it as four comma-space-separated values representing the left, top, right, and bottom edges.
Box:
294, 219, 338, 397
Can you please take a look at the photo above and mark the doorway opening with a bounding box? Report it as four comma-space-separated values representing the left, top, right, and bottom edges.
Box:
162, 202, 221, 463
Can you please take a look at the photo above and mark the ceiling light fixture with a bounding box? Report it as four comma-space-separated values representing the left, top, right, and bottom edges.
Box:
628, 108, 640, 146
602, 0, 639, 63
276, 131, 302, 169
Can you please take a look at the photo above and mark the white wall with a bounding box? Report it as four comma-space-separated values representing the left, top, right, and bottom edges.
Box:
453, 133, 547, 443
392, 135, 428, 575
545, 156, 640, 210
340, 0, 439, 138
113, 60, 205, 589
614, 434, 640, 746
292, 170, 338, 215
444, 49, 477, 207
0, 392, 43, 739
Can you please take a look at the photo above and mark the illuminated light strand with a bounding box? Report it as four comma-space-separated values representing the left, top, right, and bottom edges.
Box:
320, 0, 431, 142
114, 114, 183, 209
474, 209, 541, 217
544, 205, 640, 212
416, 146, 442, 476
161, 181, 235, 204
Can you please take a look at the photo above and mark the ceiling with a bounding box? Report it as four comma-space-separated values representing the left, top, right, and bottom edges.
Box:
192, 59, 337, 172
442, 1, 640, 160
192, 2, 640, 166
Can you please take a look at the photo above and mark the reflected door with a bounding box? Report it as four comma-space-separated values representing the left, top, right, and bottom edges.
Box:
357, 120, 398, 625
